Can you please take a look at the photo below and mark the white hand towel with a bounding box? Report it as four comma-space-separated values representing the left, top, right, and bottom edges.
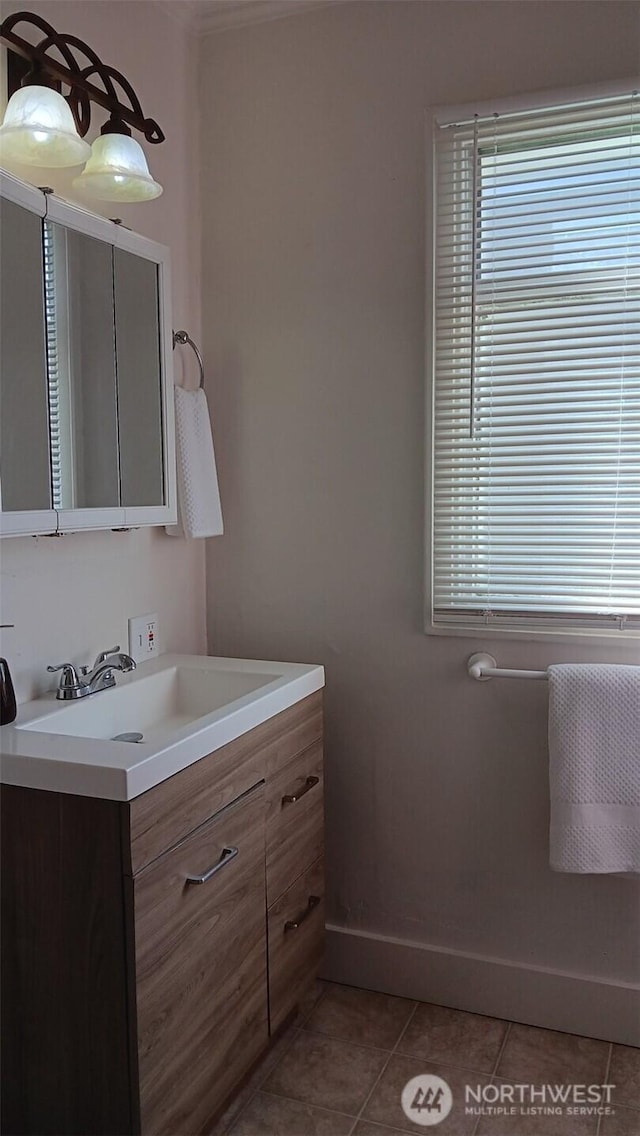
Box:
165, 386, 224, 539
548, 663, 640, 874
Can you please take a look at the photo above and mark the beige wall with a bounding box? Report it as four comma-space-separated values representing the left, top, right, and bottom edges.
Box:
201, 0, 640, 1004
0, 1, 206, 701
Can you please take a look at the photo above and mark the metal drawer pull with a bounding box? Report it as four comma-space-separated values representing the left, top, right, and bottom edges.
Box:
186, 846, 238, 885
284, 894, 321, 931
282, 775, 319, 806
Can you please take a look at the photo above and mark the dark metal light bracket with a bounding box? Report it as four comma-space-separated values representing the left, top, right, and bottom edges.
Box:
0, 10, 164, 143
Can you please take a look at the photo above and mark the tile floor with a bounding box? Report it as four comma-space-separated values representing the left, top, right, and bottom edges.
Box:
213, 982, 640, 1136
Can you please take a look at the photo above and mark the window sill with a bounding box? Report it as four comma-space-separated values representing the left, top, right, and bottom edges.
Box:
424, 617, 640, 648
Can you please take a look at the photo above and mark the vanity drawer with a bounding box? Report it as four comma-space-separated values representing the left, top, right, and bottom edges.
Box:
134, 783, 268, 1136
266, 740, 324, 905
267, 856, 325, 1033
128, 691, 323, 874
263, 691, 323, 777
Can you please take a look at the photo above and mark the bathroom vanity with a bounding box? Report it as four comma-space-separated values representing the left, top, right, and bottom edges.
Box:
0, 656, 325, 1135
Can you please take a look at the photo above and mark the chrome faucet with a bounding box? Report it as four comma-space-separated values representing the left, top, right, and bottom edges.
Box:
47, 645, 136, 700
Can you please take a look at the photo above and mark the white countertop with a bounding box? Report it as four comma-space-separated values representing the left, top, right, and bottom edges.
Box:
0, 654, 325, 801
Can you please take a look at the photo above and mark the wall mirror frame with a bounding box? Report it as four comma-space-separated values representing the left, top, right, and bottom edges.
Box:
0, 173, 176, 537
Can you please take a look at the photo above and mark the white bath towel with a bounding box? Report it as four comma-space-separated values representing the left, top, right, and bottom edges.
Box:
548, 664, 640, 874
165, 386, 224, 539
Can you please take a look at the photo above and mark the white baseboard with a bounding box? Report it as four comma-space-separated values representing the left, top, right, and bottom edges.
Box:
323, 924, 640, 1047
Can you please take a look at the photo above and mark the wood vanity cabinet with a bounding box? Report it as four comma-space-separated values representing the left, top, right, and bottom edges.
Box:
1, 691, 324, 1136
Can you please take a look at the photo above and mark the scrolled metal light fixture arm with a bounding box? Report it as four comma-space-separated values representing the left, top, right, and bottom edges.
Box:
0, 10, 164, 144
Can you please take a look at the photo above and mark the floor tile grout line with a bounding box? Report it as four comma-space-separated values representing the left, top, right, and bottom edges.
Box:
391, 1003, 514, 1078
491, 1020, 512, 1077
603, 1039, 613, 1086
301, 1023, 412, 1056
392, 1049, 503, 1081
346, 1047, 397, 1136
392, 1002, 420, 1054
352, 1121, 418, 1136
345, 1002, 419, 1135
596, 1042, 613, 1136
253, 1087, 361, 1123
468, 1022, 512, 1136
346, 1002, 425, 1136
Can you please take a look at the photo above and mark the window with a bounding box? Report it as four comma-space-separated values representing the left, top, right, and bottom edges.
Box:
428, 85, 639, 636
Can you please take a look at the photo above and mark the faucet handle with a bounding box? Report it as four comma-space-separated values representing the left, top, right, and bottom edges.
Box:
47, 663, 82, 689
92, 645, 120, 670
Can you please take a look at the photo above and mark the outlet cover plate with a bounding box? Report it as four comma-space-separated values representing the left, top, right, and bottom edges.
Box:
128, 613, 159, 663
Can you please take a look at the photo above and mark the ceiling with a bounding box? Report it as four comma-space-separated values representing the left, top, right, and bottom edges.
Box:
157, 0, 339, 35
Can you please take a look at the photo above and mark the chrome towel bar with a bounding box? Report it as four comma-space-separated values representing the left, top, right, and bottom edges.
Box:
468, 653, 640, 682
468, 653, 547, 681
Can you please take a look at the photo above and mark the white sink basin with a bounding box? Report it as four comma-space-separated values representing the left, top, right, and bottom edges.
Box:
1, 654, 324, 801
18, 664, 275, 744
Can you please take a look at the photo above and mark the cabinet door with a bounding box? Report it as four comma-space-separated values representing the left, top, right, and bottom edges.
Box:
267, 856, 325, 1033
134, 784, 268, 1136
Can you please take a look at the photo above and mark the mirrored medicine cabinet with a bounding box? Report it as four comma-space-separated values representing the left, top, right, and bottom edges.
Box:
0, 174, 176, 536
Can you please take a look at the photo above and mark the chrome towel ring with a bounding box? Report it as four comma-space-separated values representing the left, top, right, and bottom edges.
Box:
172, 329, 205, 389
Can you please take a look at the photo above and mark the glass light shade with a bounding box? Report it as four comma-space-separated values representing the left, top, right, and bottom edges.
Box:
72, 133, 162, 202
0, 86, 91, 168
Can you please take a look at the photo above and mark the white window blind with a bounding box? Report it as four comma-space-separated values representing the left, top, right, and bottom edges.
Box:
430, 88, 640, 634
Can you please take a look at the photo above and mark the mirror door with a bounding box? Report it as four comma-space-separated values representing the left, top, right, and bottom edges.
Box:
44, 220, 120, 510
114, 247, 164, 508
0, 195, 52, 514
0, 178, 176, 536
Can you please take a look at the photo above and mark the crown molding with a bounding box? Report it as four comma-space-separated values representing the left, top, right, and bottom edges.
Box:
154, 1, 199, 32
155, 1, 339, 36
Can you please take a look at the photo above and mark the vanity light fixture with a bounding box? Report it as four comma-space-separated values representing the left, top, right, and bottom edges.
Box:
0, 10, 164, 201
72, 118, 162, 202
0, 84, 91, 168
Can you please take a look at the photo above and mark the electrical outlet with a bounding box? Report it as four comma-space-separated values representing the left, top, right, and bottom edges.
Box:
128, 613, 159, 663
